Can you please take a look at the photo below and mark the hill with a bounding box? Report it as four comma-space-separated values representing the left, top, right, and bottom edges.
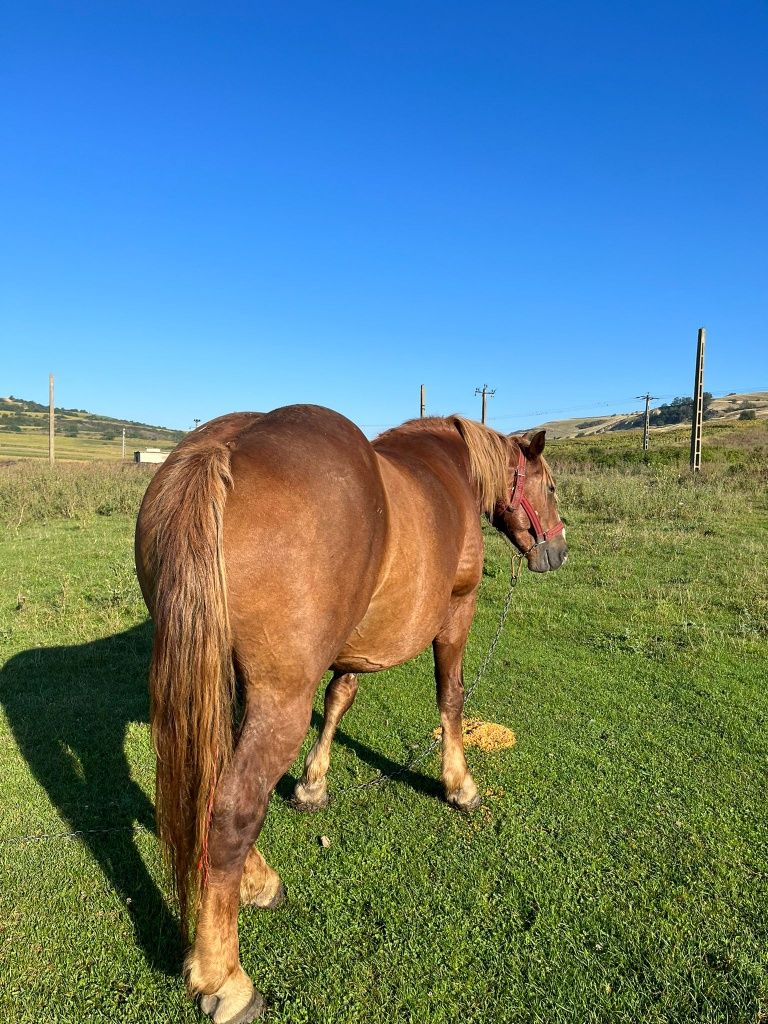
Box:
0, 396, 185, 462
535, 391, 768, 439
544, 415, 768, 477
2, 390, 766, 470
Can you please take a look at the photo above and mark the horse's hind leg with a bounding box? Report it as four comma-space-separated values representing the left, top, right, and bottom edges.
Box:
186, 685, 314, 1024
434, 595, 482, 812
293, 671, 358, 811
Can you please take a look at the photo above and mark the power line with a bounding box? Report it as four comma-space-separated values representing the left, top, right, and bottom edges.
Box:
354, 383, 768, 437
487, 385, 768, 424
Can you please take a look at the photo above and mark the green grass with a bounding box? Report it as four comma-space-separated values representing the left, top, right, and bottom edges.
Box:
0, 461, 766, 1023
548, 416, 768, 475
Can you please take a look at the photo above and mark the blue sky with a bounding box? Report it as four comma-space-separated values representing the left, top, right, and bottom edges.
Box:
2, 2, 766, 433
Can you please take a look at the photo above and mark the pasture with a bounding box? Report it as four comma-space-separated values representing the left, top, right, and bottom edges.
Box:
1, 448, 766, 1023
0, 430, 174, 464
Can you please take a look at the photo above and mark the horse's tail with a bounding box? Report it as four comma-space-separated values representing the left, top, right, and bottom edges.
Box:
143, 438, 235, 934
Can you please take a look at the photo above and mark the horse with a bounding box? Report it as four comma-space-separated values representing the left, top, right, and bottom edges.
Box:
134, 404, 567, 1023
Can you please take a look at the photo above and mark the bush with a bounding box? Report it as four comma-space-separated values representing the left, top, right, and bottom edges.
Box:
0, 462, 154, 527
739, 410, 757, 421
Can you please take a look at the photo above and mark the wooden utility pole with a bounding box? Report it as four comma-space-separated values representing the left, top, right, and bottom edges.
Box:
689, 327, 706, 472
420, 384, 426, 418
48, 374, 55, 465
474, 384, 495, 424
635, 393, 657, 451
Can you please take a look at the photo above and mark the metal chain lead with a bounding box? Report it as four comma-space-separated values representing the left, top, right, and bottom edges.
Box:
334, 557, 522, 798
0, 822, 150, 845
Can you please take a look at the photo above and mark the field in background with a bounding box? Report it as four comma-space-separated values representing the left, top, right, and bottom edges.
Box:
0, 430, 175, 463
0, 442, 766, 1022
0, 395, 181, 462
548, 416, 768, 474
2, 391, 767, 462
536, 391, 768, 439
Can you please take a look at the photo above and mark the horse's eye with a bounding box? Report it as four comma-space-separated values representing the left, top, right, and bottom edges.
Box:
548, 484, 555, 494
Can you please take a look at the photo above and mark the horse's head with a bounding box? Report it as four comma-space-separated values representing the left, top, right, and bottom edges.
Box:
491, 430, 567, 573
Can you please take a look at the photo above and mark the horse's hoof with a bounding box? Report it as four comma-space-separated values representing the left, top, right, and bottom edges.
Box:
201, 988, 265, 1024
446, 779, 483, 812
221, 989, 265, 1024
200, 994, 219, 1016
291, 785, 330, 812
241, 883, 287, 910
457, 792, 483, 812
265, 881, 287, 909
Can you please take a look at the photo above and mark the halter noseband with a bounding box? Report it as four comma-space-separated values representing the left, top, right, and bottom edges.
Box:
497, 447, 565, 549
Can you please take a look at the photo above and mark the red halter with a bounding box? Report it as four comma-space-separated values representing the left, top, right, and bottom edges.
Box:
499, 447, 565, 547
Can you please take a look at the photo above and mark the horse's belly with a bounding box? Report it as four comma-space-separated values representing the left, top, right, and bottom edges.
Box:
331, 590, 448, 673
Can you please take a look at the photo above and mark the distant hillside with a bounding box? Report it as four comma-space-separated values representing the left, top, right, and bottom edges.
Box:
544, 413, 768, 476
0, 395, 185, 461
533, 391, 768, 439
0, 396, 184, 441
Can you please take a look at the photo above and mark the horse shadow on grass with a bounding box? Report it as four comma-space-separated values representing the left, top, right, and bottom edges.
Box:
0, 621, 183, 974
1, 623, 440, 973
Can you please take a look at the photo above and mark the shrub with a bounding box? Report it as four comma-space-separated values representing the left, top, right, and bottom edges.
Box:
739, 410, 757, 421
0, 462, 154, 527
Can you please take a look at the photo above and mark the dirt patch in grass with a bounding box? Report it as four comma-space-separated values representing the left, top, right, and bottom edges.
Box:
432, 717, 517, 752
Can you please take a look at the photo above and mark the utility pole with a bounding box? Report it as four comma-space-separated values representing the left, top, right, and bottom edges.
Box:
420, 384, 425, 419
121, 428, 126, 460
474, 384, 495, 425
690, 327, 706, 472
48, 373, 55, 466
193, 418, 201, 430
635, 393, 657, 451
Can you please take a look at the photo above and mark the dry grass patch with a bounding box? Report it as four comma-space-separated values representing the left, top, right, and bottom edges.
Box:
432, 717, 517, 752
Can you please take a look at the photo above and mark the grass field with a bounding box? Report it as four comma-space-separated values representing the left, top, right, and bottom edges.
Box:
0, 430, 174, 463
1, 453, 766, 1023
0, 396, 181, 462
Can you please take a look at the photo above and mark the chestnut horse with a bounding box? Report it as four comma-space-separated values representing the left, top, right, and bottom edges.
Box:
135, 404, 566, 1023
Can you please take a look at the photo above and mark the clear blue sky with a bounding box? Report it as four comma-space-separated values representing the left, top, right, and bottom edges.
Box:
2, 2, 766, 433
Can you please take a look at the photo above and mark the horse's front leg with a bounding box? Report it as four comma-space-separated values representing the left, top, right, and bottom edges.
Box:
293, 671, 358, 811
186, 687, 313, 1024
433, 594, 482, 812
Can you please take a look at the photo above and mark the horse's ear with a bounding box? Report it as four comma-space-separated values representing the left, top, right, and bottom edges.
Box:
528, 430, 546, 459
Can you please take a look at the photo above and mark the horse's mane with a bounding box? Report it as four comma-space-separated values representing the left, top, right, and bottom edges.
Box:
453, 416, 511, 514
374, 416, 511, 514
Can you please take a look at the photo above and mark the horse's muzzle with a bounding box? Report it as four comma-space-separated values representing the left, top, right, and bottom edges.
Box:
526, 536, 568, 573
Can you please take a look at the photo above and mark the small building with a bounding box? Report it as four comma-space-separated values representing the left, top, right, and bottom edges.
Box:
134, 448, 168, 465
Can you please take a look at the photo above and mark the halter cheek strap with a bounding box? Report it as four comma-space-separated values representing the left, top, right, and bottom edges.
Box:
498, 448, 565, 546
